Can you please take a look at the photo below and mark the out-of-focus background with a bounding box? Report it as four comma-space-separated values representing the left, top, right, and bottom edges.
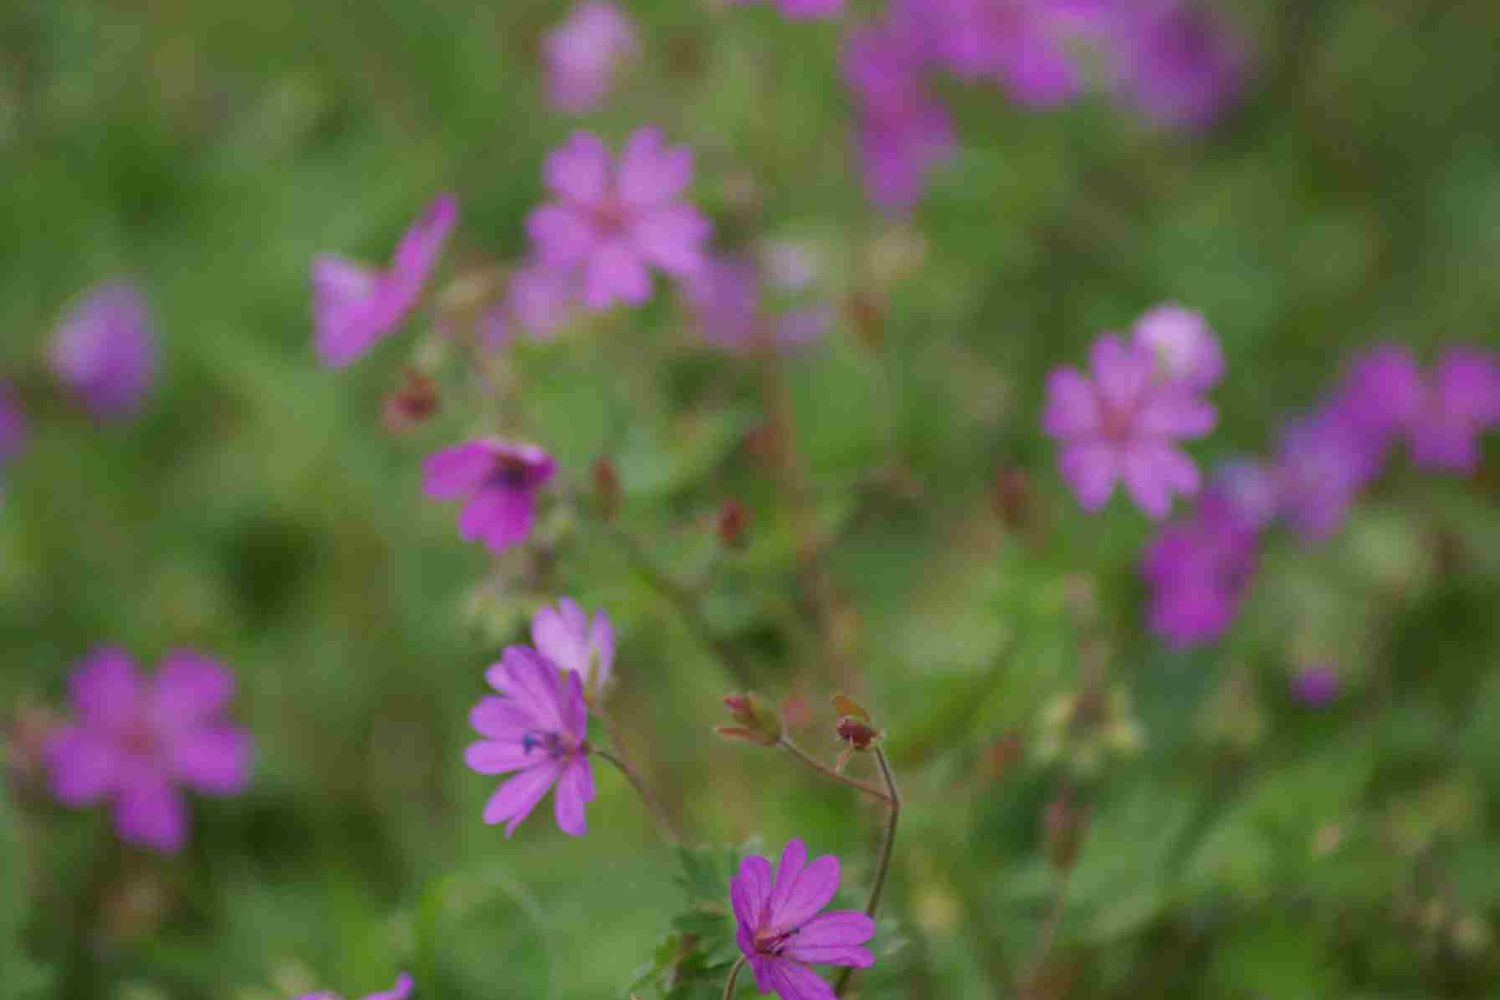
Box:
3, 2, 1500, 997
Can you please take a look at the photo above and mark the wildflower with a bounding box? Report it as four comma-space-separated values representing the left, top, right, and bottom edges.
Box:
542, 2, 638, 114
296, 973, 414, 1000
531, 597, 615, 698
1290, 664, 1340, 708
44, 648, 252, 853
312, 194, 458, 367
904, 0, 1090, 107
1108, 0, 1245, 128
1142, 488, 1260, 648
1131, 303, 1225, 390
421, 440, 556, 554
1407, 348, 1500, 474
730, 839, 875, 999
49, 282, 156, 419
1043, 333, 1217, 518
1272, 406, 1382, 542
464, 646, 594, 836
683, 256, 830, 354
526, 129, 711, 310
0, 380, 26, 465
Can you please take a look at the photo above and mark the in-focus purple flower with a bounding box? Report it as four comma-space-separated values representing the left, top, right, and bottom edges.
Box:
1142, 488, 1260, 649
464, 646, 595, 836
531, 597, 615, 698
734, 0, 845, 19
49, 282, 156, 420
44, 648, 252, 853
1271, 406, 1383, 542
1407, 348, 1500, 473
1290, 664, 1340, 708
1132, 303, 1225, 390
1108, 0, 1245, 128
543, 2, 638, 114
312, 194, 458, 368
1043, 333, 1217, 518
731, 839, 875, 999
0, 381, 26, 466
684, 256, 831, 354
422, 440, 557, 554
526, 129, 711, 310
295, 973, 414, 1000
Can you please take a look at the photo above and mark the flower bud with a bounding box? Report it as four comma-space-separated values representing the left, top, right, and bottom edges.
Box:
833, 694, 881, 760
382, 368, 439, 433
592, 455, 620, 522
717, 692, 782, 746
716, 499, 750, 549
991, 467, 1035, 535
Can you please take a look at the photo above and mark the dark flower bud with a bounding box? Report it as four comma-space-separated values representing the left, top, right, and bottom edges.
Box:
718, 692, 782, 746
991, 467, 1035, 534
1044, 790, 1090, 873
382, 368, 439, 433
716, 499, 750, 550
592, 455, 621, 522
833, 694, 881, 754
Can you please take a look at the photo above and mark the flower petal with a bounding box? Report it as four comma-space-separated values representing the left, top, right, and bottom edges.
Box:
553, 755, 595, 836
483, 762, 562, 834
770, 848, 841, 931
149, 651, 235, 729
617, 128, 693, 208
1042, 368, 1100, 439
486, 646, 567, 732
630, 205, 710, 277
469, 695, 538, 739
731, 854, 774, 932
1058, 442, 1118, 511
582, 241, 651, 309
168, 726, 253, 795
784, 910, 876, 967
545, 132, 612, 203
763, 959, 838, 1000
464, 739, 537, 775
422, 442, 497, 499
312, 256, 382, 367
114, 769, 189, 853
527, 205, 597, 268
45, 726, 118, 804
70, 648, 143, 732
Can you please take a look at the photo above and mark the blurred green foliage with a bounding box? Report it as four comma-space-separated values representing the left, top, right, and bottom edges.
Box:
3, 1, 1500, 997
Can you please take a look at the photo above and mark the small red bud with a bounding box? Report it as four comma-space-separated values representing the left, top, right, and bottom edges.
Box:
382, 369, 439, 433
592, 456, 621, 522
833, 694, 880, 752
716, 499, 750, 549
719, 692, 782, 746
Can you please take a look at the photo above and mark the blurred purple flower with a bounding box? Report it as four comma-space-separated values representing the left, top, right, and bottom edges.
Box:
1043, 333, 1217, 518
422, 440, 556, 554
1108, 0, 1245, 128
49, 282, 156, 420
1213, 458, 1278, 529
532, 597, 615, 698
1142, 488, 1260, 648
1271, 406, 1383, 542
526, 129, 711, 310
731, 839, 876, 999
1290, 664, 1340, 708
900, 0, 1089, 106
1408, 348, 1500, 473
480, 262, 578, 350
1132, 303, 1225, 390
464, 646, 595, 836
295, 973, 414, 1000
1330, 345, 1424, 454
312, 194, 458, 368
44, 648, 252, 853
684, 256, 831, 354
543, 2, 638, 114
0, 381, 26, 465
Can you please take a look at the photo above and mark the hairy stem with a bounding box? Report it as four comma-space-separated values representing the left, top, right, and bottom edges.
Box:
722, 954, 747, 999
592, 747, 681, 844
834, 746, 901, 997
777, 736, 890, 803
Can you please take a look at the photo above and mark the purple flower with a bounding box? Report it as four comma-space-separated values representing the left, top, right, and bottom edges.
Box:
1271, 406, 1382, 543
49, 282, 156, 420
901, 0, 1089, 106
526, 129, 711, 310
312, 194, 458, 368
1330, 345, 1424, 454
1142, 488, 1260, 648
1407, 348, 1500, 473
295, 973, 413, 1000
683, 255, 831, 354
543, 2, 638, 114
1290, 664, 1340, 708
422, 440, 557, 554
1214, 458, 1278, 529
0, 380, 26, 465
464, 646, 595, 836
734, 0, 845, 19
730, 839, 876, 999
482, 262, 578, 350
531, 597, 615, 698
1132, 303, 1224, 390
1107, 0, 1245, 128
1043, 333, 1217, 518
44, 648, 252, 853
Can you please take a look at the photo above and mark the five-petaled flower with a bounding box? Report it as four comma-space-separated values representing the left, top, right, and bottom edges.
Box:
1043, 332, 1217, 519
44, 648, 253, 853
526, 129, 711, 310
312, 194, 458, 367
49, 281, 157, 420
465, 646, 596, 837
730, 838, 876, 1000
531, 597, 615, 700
421, 440, 557, 554
295, 972, 414, 1000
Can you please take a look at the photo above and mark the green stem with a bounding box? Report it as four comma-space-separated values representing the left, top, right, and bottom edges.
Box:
777, 736, 890, 803
723, 954, 748, 999
834, 746, 901, 997
593, 747, 681, 844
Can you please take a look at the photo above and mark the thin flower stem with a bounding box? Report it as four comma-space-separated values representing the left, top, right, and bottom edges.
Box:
1022, 868, 1073, 995
777, 736, 890, 803
722, 954, 748, 999
834, 746, 901, 998
592, 747, 681, 845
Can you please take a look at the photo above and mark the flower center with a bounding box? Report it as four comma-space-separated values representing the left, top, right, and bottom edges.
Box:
487, 454, 532, 490
589, 196, 631, 238
754, 926, 800, 956
1098, 399, 1136, 444
521, 730, 582, 762
119, 717, 162, 760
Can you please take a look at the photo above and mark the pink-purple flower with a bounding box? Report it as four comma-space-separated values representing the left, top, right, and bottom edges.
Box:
526, 129, 711, 310
1271, 406, 1383, 543
312, 194, 458, 368
49, 282, 156, 420
481, 262, 578, 350
44, 648, 252, 853
531, 598, 615, 698
464, 646, 595, 836
0, 380, 26, 466
683, 255, 832, 354
730, 839, 875, 999
1290, 664, 1340, 708
421, 440, 557, 554
1132, 303, 1225, 391
1043, 332, 1218, 518
1141, 487, 1261, 649
543, 2, 638, 114
1108, 0, 1245, 128
295, 973, 413, 1000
